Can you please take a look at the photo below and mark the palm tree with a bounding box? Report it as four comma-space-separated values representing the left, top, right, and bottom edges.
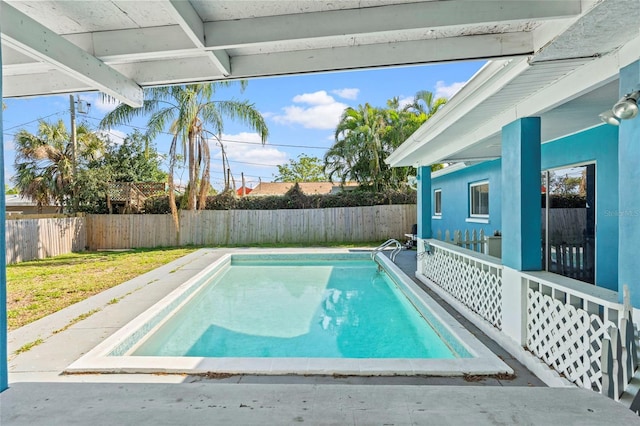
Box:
100, 83, 269, 224
326, 92, 446, 192
327, 103, 388, 191
13, 120, 104, 212
404, 90, 447, 118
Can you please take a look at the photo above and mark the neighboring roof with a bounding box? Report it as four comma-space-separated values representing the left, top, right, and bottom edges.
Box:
387, 0, 640, 168
236, 186, 252, 196
1, 1, 584, 106
5, 194, 46, 207
248, 182, 357, 197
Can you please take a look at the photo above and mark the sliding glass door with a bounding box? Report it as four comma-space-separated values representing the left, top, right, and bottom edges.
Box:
541, 164, 595, 284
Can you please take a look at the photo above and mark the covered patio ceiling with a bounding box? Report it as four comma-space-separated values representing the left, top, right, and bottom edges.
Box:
0, 0, 588, 107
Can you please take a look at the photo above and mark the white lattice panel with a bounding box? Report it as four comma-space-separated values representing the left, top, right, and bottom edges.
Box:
526, 288, 614, 390
421, 246, 502, 329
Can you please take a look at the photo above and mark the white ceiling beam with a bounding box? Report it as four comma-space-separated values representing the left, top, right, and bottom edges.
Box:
3, 55, 231, 97
111, 56, 227, 87
232, 33, 533, 77
163, 0, 231, 76
67, 26, 201, 64
204, 0, 580, 50
0, 2, 143, 107
2, 72, 93, 98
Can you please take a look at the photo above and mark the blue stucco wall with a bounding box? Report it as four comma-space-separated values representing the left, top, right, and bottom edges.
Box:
430, 124, 619, 290
431, 159, 502, 238
0, 37, 7, 392
541, 124, 619, 290
617, 60, 640, 306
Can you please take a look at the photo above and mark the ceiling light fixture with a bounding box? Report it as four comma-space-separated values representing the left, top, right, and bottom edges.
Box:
600, 90, 640, 126
599, 110, 620, 126
612, 91, 640, 120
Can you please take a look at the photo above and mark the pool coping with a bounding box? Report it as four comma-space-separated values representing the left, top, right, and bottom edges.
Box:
65, 249, 512, 377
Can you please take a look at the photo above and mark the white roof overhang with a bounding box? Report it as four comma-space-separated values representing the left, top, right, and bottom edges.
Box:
1, 0, 586, 107
387, 0, 640, 168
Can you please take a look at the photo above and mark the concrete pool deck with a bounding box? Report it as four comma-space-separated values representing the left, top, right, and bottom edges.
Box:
2, 248, 639, 425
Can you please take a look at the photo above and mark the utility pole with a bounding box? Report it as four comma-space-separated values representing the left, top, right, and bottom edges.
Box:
219, 143, 229, 192
69, 95, 78, 213
241, 172, 246, 196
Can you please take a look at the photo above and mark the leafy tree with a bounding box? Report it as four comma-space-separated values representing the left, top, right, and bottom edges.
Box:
100, 83, 268, 227
13, 119, 105, 212
325, 91, 446, 192
5, 185, 18, 195
105, 130, 166, 183
75, 130, 168, 213
549, 172, 582, 196
274, 154, 326, 182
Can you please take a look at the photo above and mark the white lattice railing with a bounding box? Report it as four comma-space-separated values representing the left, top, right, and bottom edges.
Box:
418, 239, 503, 329
526, 287, 614, 391
522, 272, 637, 399
417, 238, 638, 403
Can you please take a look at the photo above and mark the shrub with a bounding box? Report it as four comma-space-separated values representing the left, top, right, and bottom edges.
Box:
144, 185, 416, 213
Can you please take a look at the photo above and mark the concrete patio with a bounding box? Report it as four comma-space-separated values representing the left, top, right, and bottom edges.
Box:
1, 248, 638, 425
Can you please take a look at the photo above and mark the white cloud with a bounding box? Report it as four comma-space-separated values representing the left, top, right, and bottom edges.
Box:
292, 91, 336, 105
331, 88, 360, 100
435, 81, 466, 99
210, 132, 288, 169
97, 129, 127, 145
398, 96, 415, 109
272, 91, 347, 130
84, 93, 120, 114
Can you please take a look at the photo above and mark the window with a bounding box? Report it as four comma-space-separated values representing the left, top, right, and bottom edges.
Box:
434, 189, 442, 216
470, 181, 489, 217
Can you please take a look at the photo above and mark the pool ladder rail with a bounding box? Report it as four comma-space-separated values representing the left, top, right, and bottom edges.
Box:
371, 239, 403, 263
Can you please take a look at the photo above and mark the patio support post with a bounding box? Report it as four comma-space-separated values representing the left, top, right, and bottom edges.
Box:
618, 60, 640, 309
0, 8, 8, 392
417, 166, 432, 239
501, 117, 541, 345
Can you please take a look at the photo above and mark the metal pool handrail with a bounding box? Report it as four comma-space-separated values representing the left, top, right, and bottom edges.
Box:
371, 239, 403, 262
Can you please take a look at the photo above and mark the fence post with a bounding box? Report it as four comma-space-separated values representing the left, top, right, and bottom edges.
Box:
501, 267, 528, 345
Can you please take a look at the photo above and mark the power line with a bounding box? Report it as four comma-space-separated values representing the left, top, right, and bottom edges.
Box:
81, 114, 331, 150
226, 159, 280, 167
3, 110, 68, 132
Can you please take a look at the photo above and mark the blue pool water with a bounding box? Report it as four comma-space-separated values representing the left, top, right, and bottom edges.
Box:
132, 257, 461, 359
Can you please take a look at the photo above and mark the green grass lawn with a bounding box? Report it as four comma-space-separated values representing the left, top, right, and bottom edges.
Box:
6, 247, 198, 330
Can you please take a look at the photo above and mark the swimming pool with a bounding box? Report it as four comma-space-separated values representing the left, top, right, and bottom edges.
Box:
67, 249, 511, 376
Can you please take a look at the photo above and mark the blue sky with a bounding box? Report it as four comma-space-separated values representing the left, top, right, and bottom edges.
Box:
2, 61, 484, 192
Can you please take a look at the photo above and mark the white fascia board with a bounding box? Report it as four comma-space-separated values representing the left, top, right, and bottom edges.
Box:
0, 3, 143, 107
388, 32, 640, 168
466, 45, 635, 145
387, 58, 531, 167
163, 0, 231, 76
232, 33, 532, 77
409, 48, 629, 167
430, 163, 469, 179
204, 1, 580, 50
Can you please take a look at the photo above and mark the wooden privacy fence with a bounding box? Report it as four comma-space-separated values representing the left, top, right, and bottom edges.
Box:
5, 217, 86, 264
86, 205, 417, 250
